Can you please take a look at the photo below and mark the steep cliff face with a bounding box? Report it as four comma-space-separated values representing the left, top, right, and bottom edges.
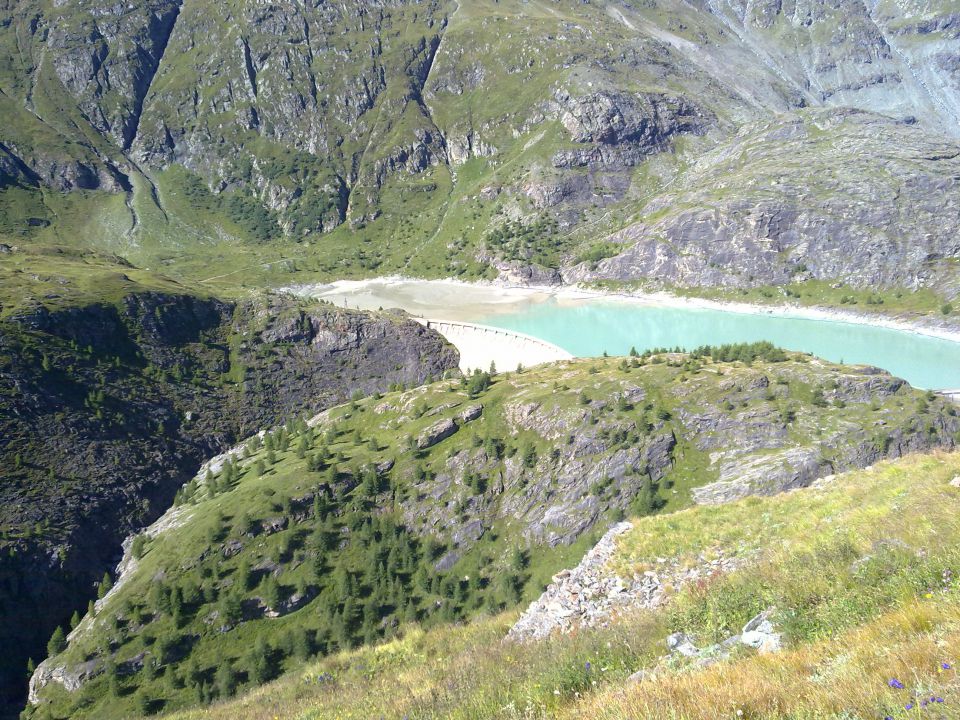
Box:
44, 0, 183, 150
0, 291, 457, 717
564, 111, 960, 295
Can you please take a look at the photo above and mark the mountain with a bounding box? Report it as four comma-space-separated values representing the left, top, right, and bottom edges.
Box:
0, 253, 458, 717
1, 0, 959, 307
4, 1, 960, 718
25, 350, 960, 718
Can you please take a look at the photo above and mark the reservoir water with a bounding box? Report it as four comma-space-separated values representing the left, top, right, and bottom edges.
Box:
480, 299, 960, 390
307, 280, 960, 391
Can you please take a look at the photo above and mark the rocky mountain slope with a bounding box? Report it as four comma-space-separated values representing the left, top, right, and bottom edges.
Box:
0, 264, 457, 717
37, 451, 960, 720
24, 349, 960, 718
1, 0, 959, 305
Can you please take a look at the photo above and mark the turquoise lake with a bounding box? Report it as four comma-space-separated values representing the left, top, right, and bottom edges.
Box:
479, 300, 960, 390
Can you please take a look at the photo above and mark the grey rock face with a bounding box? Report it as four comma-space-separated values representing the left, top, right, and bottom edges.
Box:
564, 111, 960, 297
666, 632, 701, 658
457, 404, 483, 424
740, 608, 782, 653
551, 88, 708, 168
507, 522, 744, 641
27, 659, 101, 705
46, 0, 183, 150
417, 417, 459, 450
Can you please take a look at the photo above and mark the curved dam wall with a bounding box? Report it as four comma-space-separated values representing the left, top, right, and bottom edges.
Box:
417, 319, 573, 373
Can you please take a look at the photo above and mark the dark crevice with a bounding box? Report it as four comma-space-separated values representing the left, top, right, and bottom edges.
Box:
241, 37, 259, 99
122, 0, 184, 152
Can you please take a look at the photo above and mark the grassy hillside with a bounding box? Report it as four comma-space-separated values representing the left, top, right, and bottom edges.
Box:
0, 272, 458, 717
25, 351, 960, 718
125, 452, 960, 720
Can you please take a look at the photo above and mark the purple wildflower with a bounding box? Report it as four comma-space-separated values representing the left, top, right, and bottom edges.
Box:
585, 661, 591, 671
905, 702, 914, 710
942, 662, 953, 670
889, 678, 905, 690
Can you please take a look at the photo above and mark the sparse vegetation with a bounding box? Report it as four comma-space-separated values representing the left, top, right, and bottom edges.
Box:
25, 353, 959, 718
132, 453, 960, 720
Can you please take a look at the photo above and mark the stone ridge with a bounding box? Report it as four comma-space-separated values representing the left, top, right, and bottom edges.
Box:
508, 521, 743, 642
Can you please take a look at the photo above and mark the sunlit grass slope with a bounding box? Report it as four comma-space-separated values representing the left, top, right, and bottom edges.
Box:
158, 452, 960, 720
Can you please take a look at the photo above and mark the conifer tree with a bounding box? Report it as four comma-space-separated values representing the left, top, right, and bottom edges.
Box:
215, 661, 236, 698
47, 626, 66, 655
97, 571, 113, 599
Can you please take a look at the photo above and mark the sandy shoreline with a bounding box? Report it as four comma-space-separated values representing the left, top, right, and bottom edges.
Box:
287, 275, 960, 346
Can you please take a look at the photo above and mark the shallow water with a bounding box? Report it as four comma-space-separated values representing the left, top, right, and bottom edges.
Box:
479, 299, 960, 390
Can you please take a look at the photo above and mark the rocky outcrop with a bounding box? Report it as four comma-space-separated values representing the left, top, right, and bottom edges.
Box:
564, 111, 960, 296
508, 522, 743, 641
27, 660, 101, 705
404, 360, 958, 552
551, 88, 709, 168
628, 609, 782, 682
417, 417, 459, 450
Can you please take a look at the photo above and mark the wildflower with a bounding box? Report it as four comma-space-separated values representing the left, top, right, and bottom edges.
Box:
889, 678, 905, 689
935, 697, 945, 703
905, 702, 914, 710
585, 661, 591, 671
941, 662, 953, 671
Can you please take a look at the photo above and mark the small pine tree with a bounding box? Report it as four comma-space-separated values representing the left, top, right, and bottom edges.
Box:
97, 572, 113, 599
69, 610, 80, 629
215, 661, 236, 698
260, 574, 282, 610
47, 626, 66, 655
236, 559, 251, 591
247, 635, 273, 685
